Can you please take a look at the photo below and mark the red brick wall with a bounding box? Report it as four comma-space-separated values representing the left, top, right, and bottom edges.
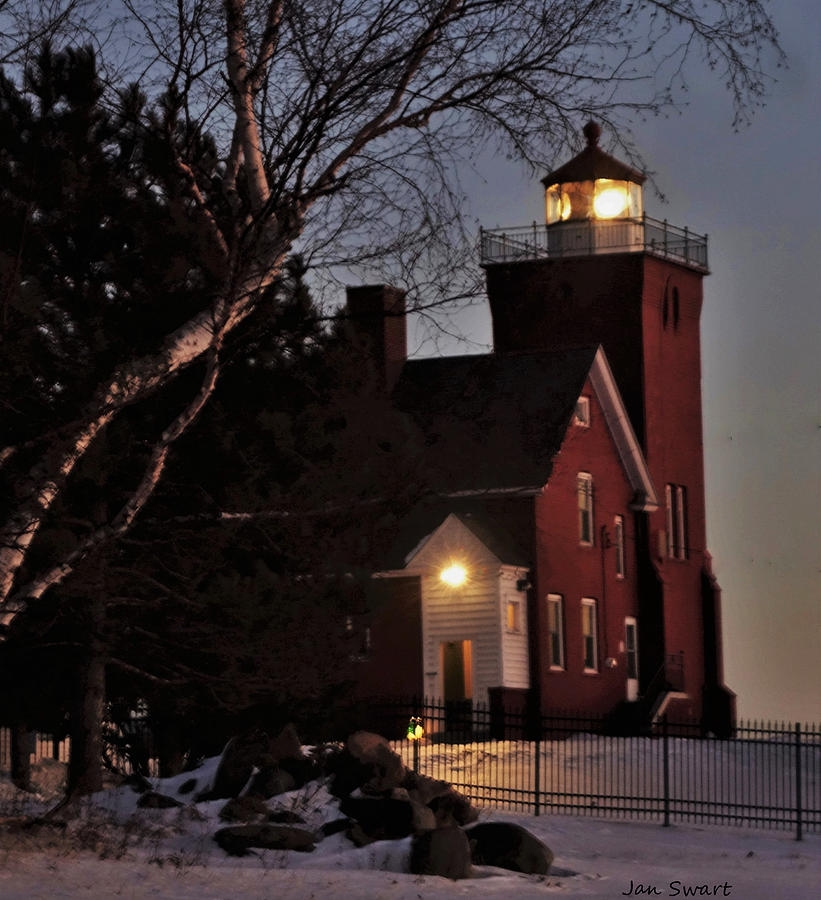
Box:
486, 251, 723, 719
532, 378, 641, 713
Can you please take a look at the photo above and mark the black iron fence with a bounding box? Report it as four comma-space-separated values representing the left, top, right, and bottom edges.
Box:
364, 697, 820, 841
4, 698, 819, 840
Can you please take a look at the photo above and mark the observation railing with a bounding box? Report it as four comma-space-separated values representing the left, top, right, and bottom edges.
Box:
479, 214, 708, 272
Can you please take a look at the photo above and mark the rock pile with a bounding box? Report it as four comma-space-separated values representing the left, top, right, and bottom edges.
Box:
134, 724, 554, 880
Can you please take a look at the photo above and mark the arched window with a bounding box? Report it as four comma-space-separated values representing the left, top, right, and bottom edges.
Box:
672, 287, 680, 330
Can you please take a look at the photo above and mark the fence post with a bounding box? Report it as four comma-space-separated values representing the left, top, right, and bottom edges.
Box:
662, 714, 671, 827
795, 722, 803, 841
533, 734, 541, 817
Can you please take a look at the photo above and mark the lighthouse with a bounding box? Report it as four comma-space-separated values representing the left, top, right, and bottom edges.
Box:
480, 123, 734, 730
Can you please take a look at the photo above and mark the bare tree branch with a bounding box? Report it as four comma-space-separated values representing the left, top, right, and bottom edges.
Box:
0, 0, 784, 631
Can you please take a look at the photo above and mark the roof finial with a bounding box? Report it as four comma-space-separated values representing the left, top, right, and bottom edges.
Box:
583, 120, 601, 147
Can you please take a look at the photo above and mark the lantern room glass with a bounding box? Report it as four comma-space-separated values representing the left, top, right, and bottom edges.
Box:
546, 179, 642, 224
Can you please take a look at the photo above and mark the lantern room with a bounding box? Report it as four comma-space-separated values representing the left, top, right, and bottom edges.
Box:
542, 121, 645, 224
479, 121, 708, 270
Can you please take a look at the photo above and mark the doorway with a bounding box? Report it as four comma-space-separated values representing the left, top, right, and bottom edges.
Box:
441, 640, 473, 736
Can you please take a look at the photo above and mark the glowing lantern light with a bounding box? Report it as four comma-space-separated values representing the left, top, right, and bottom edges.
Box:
593, 184, 628, 218
407, 716, 425, 740
440, 563, 467, 587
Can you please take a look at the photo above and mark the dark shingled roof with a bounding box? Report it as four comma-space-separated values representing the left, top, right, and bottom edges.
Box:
393, 345, 600, 493
541, 122, 645, 187
382, 499, 534, 571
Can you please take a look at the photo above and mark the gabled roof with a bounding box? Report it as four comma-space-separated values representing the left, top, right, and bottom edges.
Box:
393, 344, 658, 511
405, 511, 531, 570
393, 345, 598, 493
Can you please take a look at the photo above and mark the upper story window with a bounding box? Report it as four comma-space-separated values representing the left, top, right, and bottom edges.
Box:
665, 484, 689, 560
547, 594, 565, 670
614, 515, 625, 579
577, 472, 594, 546
574, 396, 591, 427
582, 597, 599, 673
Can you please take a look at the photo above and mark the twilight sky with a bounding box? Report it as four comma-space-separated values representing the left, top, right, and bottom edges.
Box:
409, 2, 820, 724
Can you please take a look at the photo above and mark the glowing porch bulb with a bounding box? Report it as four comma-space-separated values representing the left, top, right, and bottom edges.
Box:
593, 186, 628, 218
440, 563, 467, 587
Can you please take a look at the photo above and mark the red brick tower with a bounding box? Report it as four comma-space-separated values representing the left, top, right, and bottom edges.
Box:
481, 123, 734, 730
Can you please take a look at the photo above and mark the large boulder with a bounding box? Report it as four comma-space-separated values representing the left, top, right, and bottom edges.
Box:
339, 795, 436, 844
269, 723, 303, 763
202, 729, 270, 800
347, 731, 407, 793
465, 822, 554, 875
214, 824, 315, 856
401, 771, 478, 826
330, 731, 406, 798
137, 791, 183, 809
402, 771, 452, 806
428, 789, 479, 827
278, 754, 321, 788
218, 795, 271, 823
246, 765, 297, 799
409, 827, 472, 880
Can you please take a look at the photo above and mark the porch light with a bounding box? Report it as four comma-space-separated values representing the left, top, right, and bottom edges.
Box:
440, 563, 467, 587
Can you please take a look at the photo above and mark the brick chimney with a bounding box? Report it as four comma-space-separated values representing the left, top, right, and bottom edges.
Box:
345, 284, 407, 391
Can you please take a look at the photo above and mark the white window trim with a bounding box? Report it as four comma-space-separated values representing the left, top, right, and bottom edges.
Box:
547, 594, 565, 670
582, 597, 599, 673
577, 472, 594, 547
624, 616, 639, 681
505, 598, 522, 634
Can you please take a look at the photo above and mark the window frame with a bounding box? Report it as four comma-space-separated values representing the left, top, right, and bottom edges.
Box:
581, 597, 599, 673
614, 514, 625, 579
505, 598, 522, 634
547, 594, 565, 670
624, 616, 639, 681
665, 483, 689, 560
577, 472, 594, 547
574, 395, 591, 427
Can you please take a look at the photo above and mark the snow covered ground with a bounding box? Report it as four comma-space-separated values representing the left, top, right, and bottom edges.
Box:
1, 753, 820, 899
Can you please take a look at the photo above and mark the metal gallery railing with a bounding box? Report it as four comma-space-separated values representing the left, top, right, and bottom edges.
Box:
479, 215, 709, 271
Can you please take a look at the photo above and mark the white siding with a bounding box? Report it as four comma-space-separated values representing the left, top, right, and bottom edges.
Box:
408, 515, 503, 704
420, 573, 501, 703
499, 566, 530, 689
405, 514, 530, 703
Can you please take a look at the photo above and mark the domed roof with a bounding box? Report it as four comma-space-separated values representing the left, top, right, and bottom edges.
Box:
541, 122, 645, 186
